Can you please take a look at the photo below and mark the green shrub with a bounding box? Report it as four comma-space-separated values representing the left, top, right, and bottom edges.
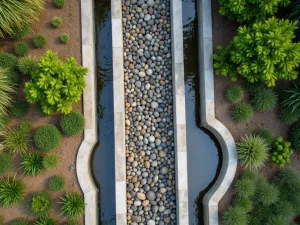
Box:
34, 217, 56, 225
19, 121, 32, 133
251, 89, 278, 112
233, 197, 253, 213
33, 35, 47, 49
29, 192, 51, 216
48, 176, 65, 191
14, 42, 30, 57
271, 136, 293, 167
274, 200, 296, 220
256, 128, 274, 145
239, 170, 259, 182
11, 101, 28, 117
60, 33, 70, 44
43, 154, 59, 169
34, 125, 61, 151
288, 0, 300, 40
60, 193, 85, 218
223, 206, 247, 225
214, 18, 300, 87
245, 80, 265, 95
234, 178, 255, 198
0, 116, 10, 131
236, 135, 269, 170
11, 24, 30, 40
2, 128, 30, 154
254, 181, 279, 206
231, 103, 254, 123
18, 56, 38, 76
0, 53, 20, 84
54, 0, 65, 8
279, 166, 299, 182
0, 69, 15, 121
21, 153, 44, 176
64, 221, 80, 225
51, 17, 62, 28
279, 107, 300, 125
281, 85, 300, 120
25, 51, 87, 114
0, 0, 44, 38
225, 85, 244, 103
0, 177, 25, 207
60, 112, 85, 136
0, 153, 13, 175
289, 121, 300, 151
11, 219, 30, 225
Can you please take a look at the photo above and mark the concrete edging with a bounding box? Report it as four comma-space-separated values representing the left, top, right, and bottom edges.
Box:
76, 0, 98, 225
197, 0, 238, 224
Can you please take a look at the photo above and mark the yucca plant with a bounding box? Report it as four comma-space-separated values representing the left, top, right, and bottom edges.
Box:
0, 176, 25, 207
21, 153, 44, 176
60, 193, 85, 218
0, 0, 45, 38
2, 128, 30, 154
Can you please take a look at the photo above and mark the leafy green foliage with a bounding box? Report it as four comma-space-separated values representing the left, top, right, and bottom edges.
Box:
2, 127, 30, 154
225, 85, 244, 103
43, 154, 59, 169
289, 121, 300, 151
245, 80, 265, 95
11, 24, 30, 40
11, 101, 28, 117
0, 116, 10, 131
218, 0, 289, 23
11, 219, 30, 225
271, 136, 293, 167
51, 17, 62, 28
60, 33, 70, 44
288, 0, 300, 40
54, 0, 65, 8
234, 178, 255, 198
60, 193, 85, 218
231, 103, 254, 123
34, 217, 56, 225
60, 112, 85, 136
14, 42, 30, 57
18, 56, 38, 76
0, 53, 20, 84
34, 125, 61, 151
19, 121, 32, 133
48, 176, 65, 191
0, 153, 12, 175
256, 128, 274, 146
0, 177, 25, 207
236, 135, 269, 170
24, 50, 87, 114
33, 35, 47, 49
0, 0, 44, 38
223, 206, 247, 225
214, 18, 300, 87
0, 69, 15, 121
279, 107, 299, 125
251, 89, 278, 112
281, 85, 300, 120
21, 153, 44, 176
29, 192, 51, 216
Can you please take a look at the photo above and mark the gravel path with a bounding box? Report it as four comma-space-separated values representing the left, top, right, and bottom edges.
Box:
122, 0, 177, 224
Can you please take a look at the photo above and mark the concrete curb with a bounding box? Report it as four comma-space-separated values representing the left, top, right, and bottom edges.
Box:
170, 0, 190, 223
197, 0, 238, 224
76, 0, 98, 225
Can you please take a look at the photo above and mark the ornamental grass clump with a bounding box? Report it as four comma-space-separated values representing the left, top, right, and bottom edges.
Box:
11, 24, 30, 40
51, 17, 62, 28
0, 153, 13, 175
33, 35, 47, 49
0, 53, 20, 84
60, 33, 70, 44
21, 153, 44, 176
0, 68, 15, 120
14, 42, 30, 57
223, 206, 247, 225
236, 135, 269, 170
60, 193, 85, 218
280, 107, 300, 125
225, 85, 244, 103
234, 178, 255, 198
24, 50, 87, 114
254, 180, 279, 206
60, 112, 85, 136
29, 192, 51, 216
64, 221, 80, 225
251, 89, 278, 112
34, 217, 56, 225
231, 103, 254, 123
54, 0, 65, 8
0, 177, 25, 207
48, 176, 65, 191
43, 154, 59, 169
233, 197, 253, 213
2, 127, 30, 154
11, 219, 30, 225
11, 101, 28, 117
19, 121, 32, 133
256, 128, 274, 146
288, 121, 300, 151
18, 56, 38, 76
34, 125, 61, 151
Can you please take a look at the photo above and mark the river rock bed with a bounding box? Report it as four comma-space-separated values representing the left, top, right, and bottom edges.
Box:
122, 0, 176, 224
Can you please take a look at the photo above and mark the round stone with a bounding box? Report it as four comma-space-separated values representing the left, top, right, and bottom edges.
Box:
147, 220, 155, 225
145, 34, 152, 41
137, 192, 146, 200
151, 101, 158, 109
147, 0, 154, 7
160, 167, 168, 174
146, 191, 156, 201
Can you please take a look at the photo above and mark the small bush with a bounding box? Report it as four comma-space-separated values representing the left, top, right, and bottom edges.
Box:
34, 216, 56, 225
11, 219, 30, 225
48, 176, 65, 191
255, 181, 279, 206
64, 221, 80, 225
51, 17, 62, 28
21, 153, 44, 176
289, 121, 300, 151
60, 112, 85, 136
14, 42, 30, 57
19, 121, 32, 133
11, 24, 30, 39
234, 178, 255, 198
279, 107, 299, 125
231, 103, 254, 123
233, 197, 253, 213
223, 206, 247, 225
11, 101, 28, 117
54, 0, 65, 8
236, 135, 269, 170
0, 177, 25, 207
239, 170, 259, 182
225, 85, 244, 103
29, 192, 51, 216
18, 56, 38, 76
274, 200, 296, 220
2, 128, 30, 154
0, 116, 10, 131
34, 125, 62, 151
60, 193, 85, 218
0, 153, 13, 175
245, 80, 265, 95
0, 53, 19, 84
60, 33, 70, 44
0, 69, 15, 122
251, 89, 278, 112
256, 128, 274, 146
33, 35, 47, 49
271, 136, 293, 167
43, 154, 59, 169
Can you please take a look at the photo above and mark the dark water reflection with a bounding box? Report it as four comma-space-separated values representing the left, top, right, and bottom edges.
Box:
92, 0, 116, 224
182, 0, 222, 224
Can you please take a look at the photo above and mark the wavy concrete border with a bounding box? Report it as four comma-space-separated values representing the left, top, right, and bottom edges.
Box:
76, 0, 98, 225
197, 0, 238, 224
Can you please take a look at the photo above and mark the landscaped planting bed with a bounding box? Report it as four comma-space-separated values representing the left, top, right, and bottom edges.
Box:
0, 0, 85, 224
